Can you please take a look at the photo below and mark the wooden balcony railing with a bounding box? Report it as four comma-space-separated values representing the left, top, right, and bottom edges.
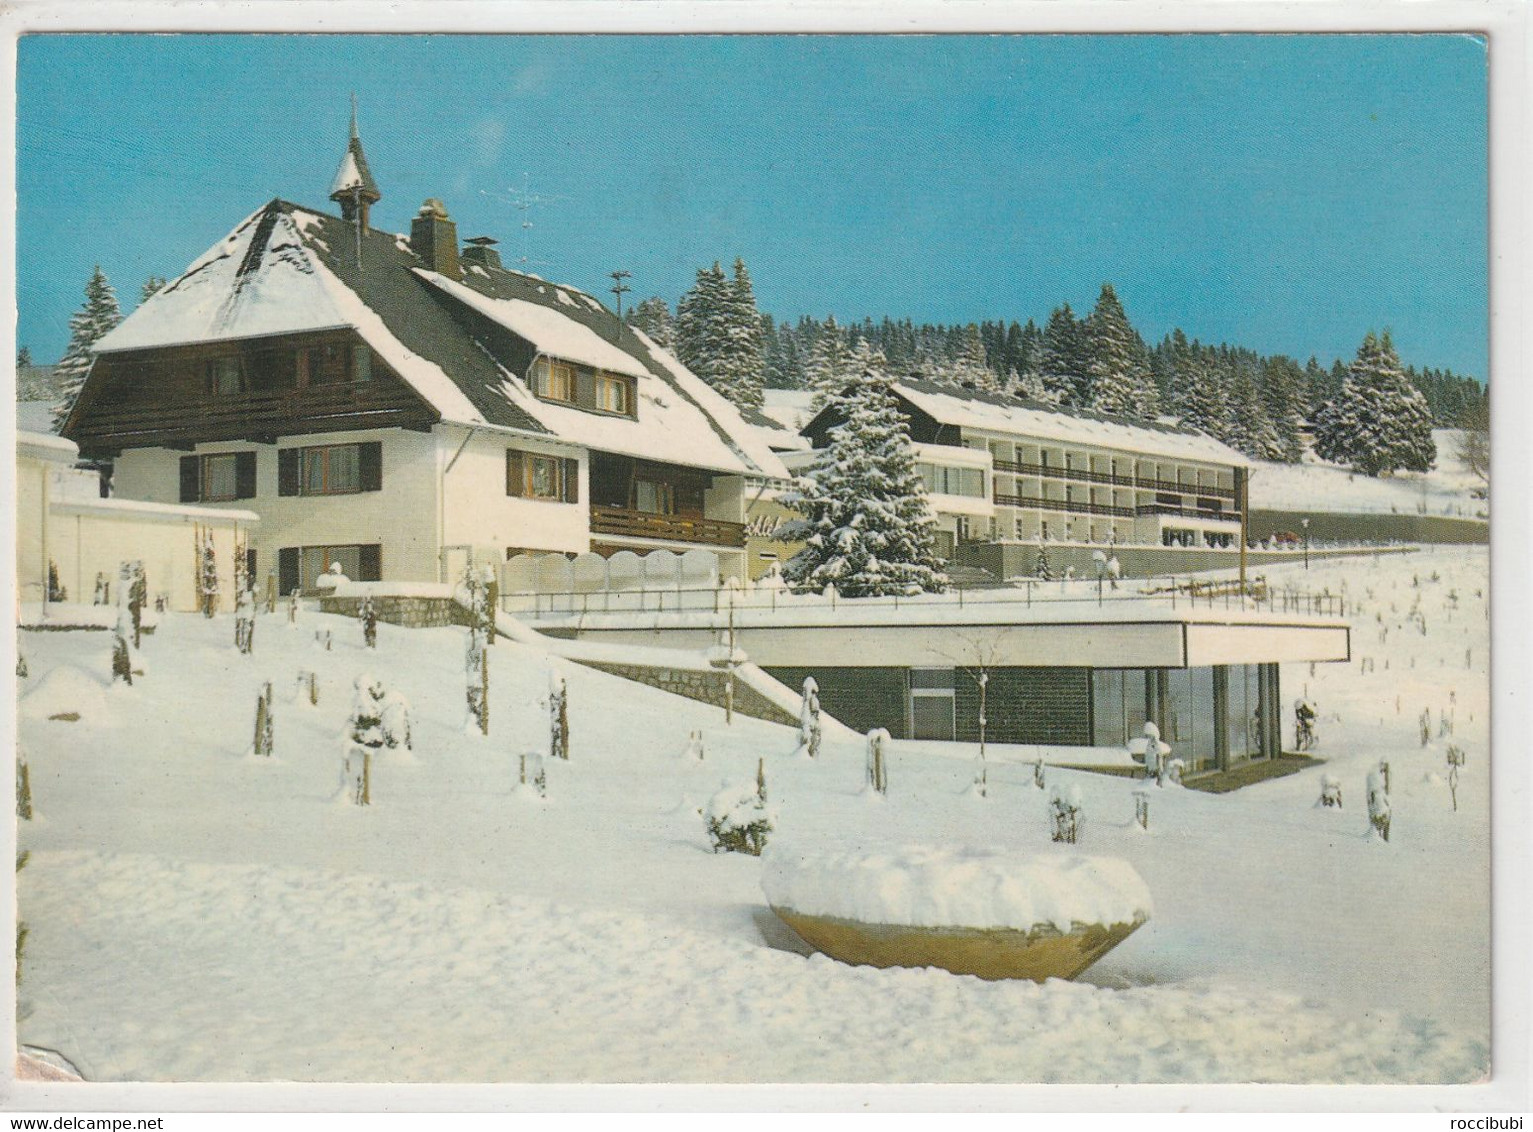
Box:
70, 384, 433, 450
589, 505, 746, 548
991, 493, 1241, 525
990, 458, 1237, 500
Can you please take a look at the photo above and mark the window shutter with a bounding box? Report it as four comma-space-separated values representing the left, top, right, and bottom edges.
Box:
235, 451, 257, 499
278, 547, 299, 596
359, 442, 383, 492
562, 458, 579, 504
358, 544, 382, 582
278, 449, 300, 497
506, 450, 524, 497
179, 456, 200, 503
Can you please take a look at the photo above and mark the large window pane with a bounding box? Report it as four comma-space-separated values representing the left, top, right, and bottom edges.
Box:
327, 445, 360, 493
1092, 670, 1127, 746
203, 454, 238, 501
911, 694, 955, 741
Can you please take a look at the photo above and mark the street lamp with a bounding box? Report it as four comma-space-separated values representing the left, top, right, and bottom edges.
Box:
1302, 518, 1310, 571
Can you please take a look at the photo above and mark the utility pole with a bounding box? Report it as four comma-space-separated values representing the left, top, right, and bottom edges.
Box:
609, 270, 632, 321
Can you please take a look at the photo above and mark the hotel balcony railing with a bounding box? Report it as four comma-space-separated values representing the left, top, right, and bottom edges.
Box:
589, 505, 747, 548
992, 493, 1240, 524
989, 458, 1237, 500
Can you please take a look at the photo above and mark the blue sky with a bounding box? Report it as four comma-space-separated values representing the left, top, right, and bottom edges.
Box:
16, 33, 1487, 377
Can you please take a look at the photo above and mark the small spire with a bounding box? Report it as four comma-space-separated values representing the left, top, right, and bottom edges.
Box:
330, 98, 381, 230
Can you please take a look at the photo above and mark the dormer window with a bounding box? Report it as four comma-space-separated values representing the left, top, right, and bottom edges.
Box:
595, 372, 630, 415
533, 358, 576, 403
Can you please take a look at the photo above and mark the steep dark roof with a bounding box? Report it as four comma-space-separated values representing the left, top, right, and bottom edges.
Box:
275, 200, 547, 435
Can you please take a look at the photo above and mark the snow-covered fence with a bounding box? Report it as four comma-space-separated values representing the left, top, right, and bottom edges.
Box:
251, 682, 274, 758
1050, 785, 1083, 843
866, 728, 890, 795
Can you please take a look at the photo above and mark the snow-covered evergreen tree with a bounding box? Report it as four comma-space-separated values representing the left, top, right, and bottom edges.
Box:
1259, 356, 1307, 463
52, 266, 122, 432
627, 296, 674, 349
784, 375, 948, 597
140, 276, 168, 304
805, 315, 855, 412
16, 346, 32, 367
1314, 331, 1436, 476
1172, 346, 1228, 439
674, 262, 728, 383
934, 324, 995, 390
1084, 284, 1158, 420
1038, 303, 1089, 406
1223, 360, 1286, 461
673, 259, 766, 410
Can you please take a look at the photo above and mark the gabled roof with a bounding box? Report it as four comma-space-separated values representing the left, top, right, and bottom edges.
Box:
87, 198, 787, 479
806, 377, 1248, 468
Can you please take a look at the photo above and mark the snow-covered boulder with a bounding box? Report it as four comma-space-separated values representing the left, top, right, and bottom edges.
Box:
19, 666, 111, 723
761, 845, 1151, 981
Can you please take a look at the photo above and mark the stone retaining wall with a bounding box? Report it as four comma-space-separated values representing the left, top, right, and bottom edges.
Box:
318, 594, 473, 629
573, 660, 801, 728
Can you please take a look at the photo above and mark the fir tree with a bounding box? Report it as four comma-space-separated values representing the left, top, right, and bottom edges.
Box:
674, 262, 729, 384
140, 276, 168, 304
52, 266, 122, 431
16, 346, 32, 367
805, 315, 854, 412
1314, 331, 1436, 476
1038, 304, 1090, 406
1084, 284, 1158, 420
934, 323, 995, 389
1258, 356, 1307, 462
1172, 344, 1229, 439
784, 376, 948, 597
626, 296, 674, 349
1223, 359, 1285, 461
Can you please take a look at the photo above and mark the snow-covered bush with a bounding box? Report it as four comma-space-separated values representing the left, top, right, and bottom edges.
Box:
111, 605, 133, 686
343, 675, 385, 806
704, 777, 773, 856
1049, 785, 1083, 844
866, 728, 890, 795
251, 681, 274, 758
519, 751, 546, 798
93, 573, 109, 606
1033, 757, 1046, 790
1133, 790, 1150, 831
287, 589, 300, 626
381, 689, 411, 753
127, 561, 146, 648
197, 532, 219, 618
1367, 768, 1391, 842
47, 561, 65, 603
234, 588, 256, 655
1319, 774, 1343, 808
360, 593, 378, 649
16, 750, 32, 821
463, 567, 490, 735
548, 671, 569, 761
798, 677, 822, 758
1127, 722, 1171, 784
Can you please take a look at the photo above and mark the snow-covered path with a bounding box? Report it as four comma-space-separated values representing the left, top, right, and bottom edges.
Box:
14, 547, 1491, 1082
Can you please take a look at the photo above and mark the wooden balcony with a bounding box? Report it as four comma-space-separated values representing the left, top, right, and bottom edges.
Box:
68, 384, 435, 453
589, 505, 746, 548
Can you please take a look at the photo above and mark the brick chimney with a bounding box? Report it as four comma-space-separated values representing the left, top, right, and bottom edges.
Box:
411, 198, 460, 277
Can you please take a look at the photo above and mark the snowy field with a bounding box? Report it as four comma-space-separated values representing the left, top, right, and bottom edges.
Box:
13, 547, 1490, 1083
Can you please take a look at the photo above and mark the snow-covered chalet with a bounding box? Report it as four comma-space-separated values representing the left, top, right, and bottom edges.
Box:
61, 122, 787, 595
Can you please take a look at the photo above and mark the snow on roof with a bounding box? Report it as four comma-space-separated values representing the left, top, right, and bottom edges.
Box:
329, 149, 364, 196
894, 380, 1250, 468
416, 271, 652, 381
94, 208, 353, 353
760, 389, 817, 432
50, 497, 260, 524
631, 330, 791, 481
16, 430, 79, 461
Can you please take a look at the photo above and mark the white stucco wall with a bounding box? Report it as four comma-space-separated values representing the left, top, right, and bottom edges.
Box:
441, 428, 590, 565
111, 428, 441, 584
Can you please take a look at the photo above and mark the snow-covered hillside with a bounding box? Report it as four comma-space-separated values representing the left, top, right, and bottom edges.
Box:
1245, 430, 1484, 518
15, 548, 1490, 1083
